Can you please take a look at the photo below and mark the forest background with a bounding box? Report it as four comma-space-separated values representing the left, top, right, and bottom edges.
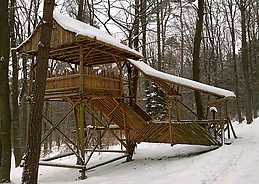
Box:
0, 0, 258, 183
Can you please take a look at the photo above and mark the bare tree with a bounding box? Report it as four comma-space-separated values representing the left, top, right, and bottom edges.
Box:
22, 0, 55, 183
237, 0, 253, 124
224, 0, 242, 123
192, 0, 204, 119
10, 0, 23, 168
0, 0, 12, 182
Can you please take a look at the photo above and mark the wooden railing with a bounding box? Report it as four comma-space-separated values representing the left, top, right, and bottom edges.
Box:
45, 70, 122, 97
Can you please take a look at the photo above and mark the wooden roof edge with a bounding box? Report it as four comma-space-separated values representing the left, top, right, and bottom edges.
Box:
11, 24, 41, 53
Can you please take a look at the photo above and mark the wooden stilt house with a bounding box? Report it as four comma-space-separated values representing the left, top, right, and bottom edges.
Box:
13, 11, 236, 179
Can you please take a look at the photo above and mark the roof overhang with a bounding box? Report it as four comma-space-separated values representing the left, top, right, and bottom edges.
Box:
128, 59, 236, 103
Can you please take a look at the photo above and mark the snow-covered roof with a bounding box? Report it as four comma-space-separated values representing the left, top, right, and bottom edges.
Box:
13, 11, 142, 65
53, 11, 141, 57
128, 59, 236, 99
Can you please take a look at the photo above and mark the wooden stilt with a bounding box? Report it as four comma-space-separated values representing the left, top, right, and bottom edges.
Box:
219, 103, 225, 145
229, 120, 237, 139
168, 96, 173, 145
79, 44, 86, 179
73, 107, 81, 164
225, 102, 231, 139
123, 106, 133, 162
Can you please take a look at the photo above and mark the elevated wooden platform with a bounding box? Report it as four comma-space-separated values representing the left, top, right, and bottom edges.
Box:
45, 70, 122, 100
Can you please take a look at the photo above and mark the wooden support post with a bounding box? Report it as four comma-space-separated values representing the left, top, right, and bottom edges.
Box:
79, 44, 84, 93
123, 107, 131, 161
67, 98, 82, 164
168, 96, 173, 146
219, 103, 225, 145
225, 102, 230, 139
114, 58, 124, 97
79, 44, 86, 179
119, 63, 124, 97
229, 120, 238, 139
79, 101, 86, 178
73, 107, 81, 164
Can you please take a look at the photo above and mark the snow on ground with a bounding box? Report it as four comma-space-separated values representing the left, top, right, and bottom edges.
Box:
11, 119, 259, 184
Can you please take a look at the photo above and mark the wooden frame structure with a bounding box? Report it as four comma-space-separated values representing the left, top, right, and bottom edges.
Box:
14, 11, 236, 179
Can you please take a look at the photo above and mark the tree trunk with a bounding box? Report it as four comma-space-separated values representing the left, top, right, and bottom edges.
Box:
226, 0, 242, 123
240, 0, 253, 124
20, 56, 29, 154
255, 1, 259, 117
0, 104, 2, 177
132, 0, 140, 105
157, 0, 162, 71
141, 0, 147, 62
77, 0, 84, 21
180, 0, 184, 76
11, 0, 23, 168
22, 0, 55, 183
43, 102, 50, 157
0, 0, 12, 182
192, 0, 204, 119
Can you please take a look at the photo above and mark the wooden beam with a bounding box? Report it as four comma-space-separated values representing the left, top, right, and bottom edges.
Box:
85, 155, 129, 171
42, 116, 80, 159
208, 98, 232, 105
84, 149, 126, 153
40, 152, 74, 161
41, 105, 75, 143
39, 161, 85, 169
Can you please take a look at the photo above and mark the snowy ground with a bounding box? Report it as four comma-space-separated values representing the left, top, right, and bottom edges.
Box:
11, 119, 259, 184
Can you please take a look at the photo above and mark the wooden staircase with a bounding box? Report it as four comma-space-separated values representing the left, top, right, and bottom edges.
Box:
92, 98, 147, 132
92, 98, 221, 146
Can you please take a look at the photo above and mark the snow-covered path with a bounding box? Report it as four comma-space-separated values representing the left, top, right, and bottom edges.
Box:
207, 123, 259, 184
11, 120, 259, 184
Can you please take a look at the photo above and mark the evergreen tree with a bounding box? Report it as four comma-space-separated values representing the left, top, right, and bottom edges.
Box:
145, 82, 167, 120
